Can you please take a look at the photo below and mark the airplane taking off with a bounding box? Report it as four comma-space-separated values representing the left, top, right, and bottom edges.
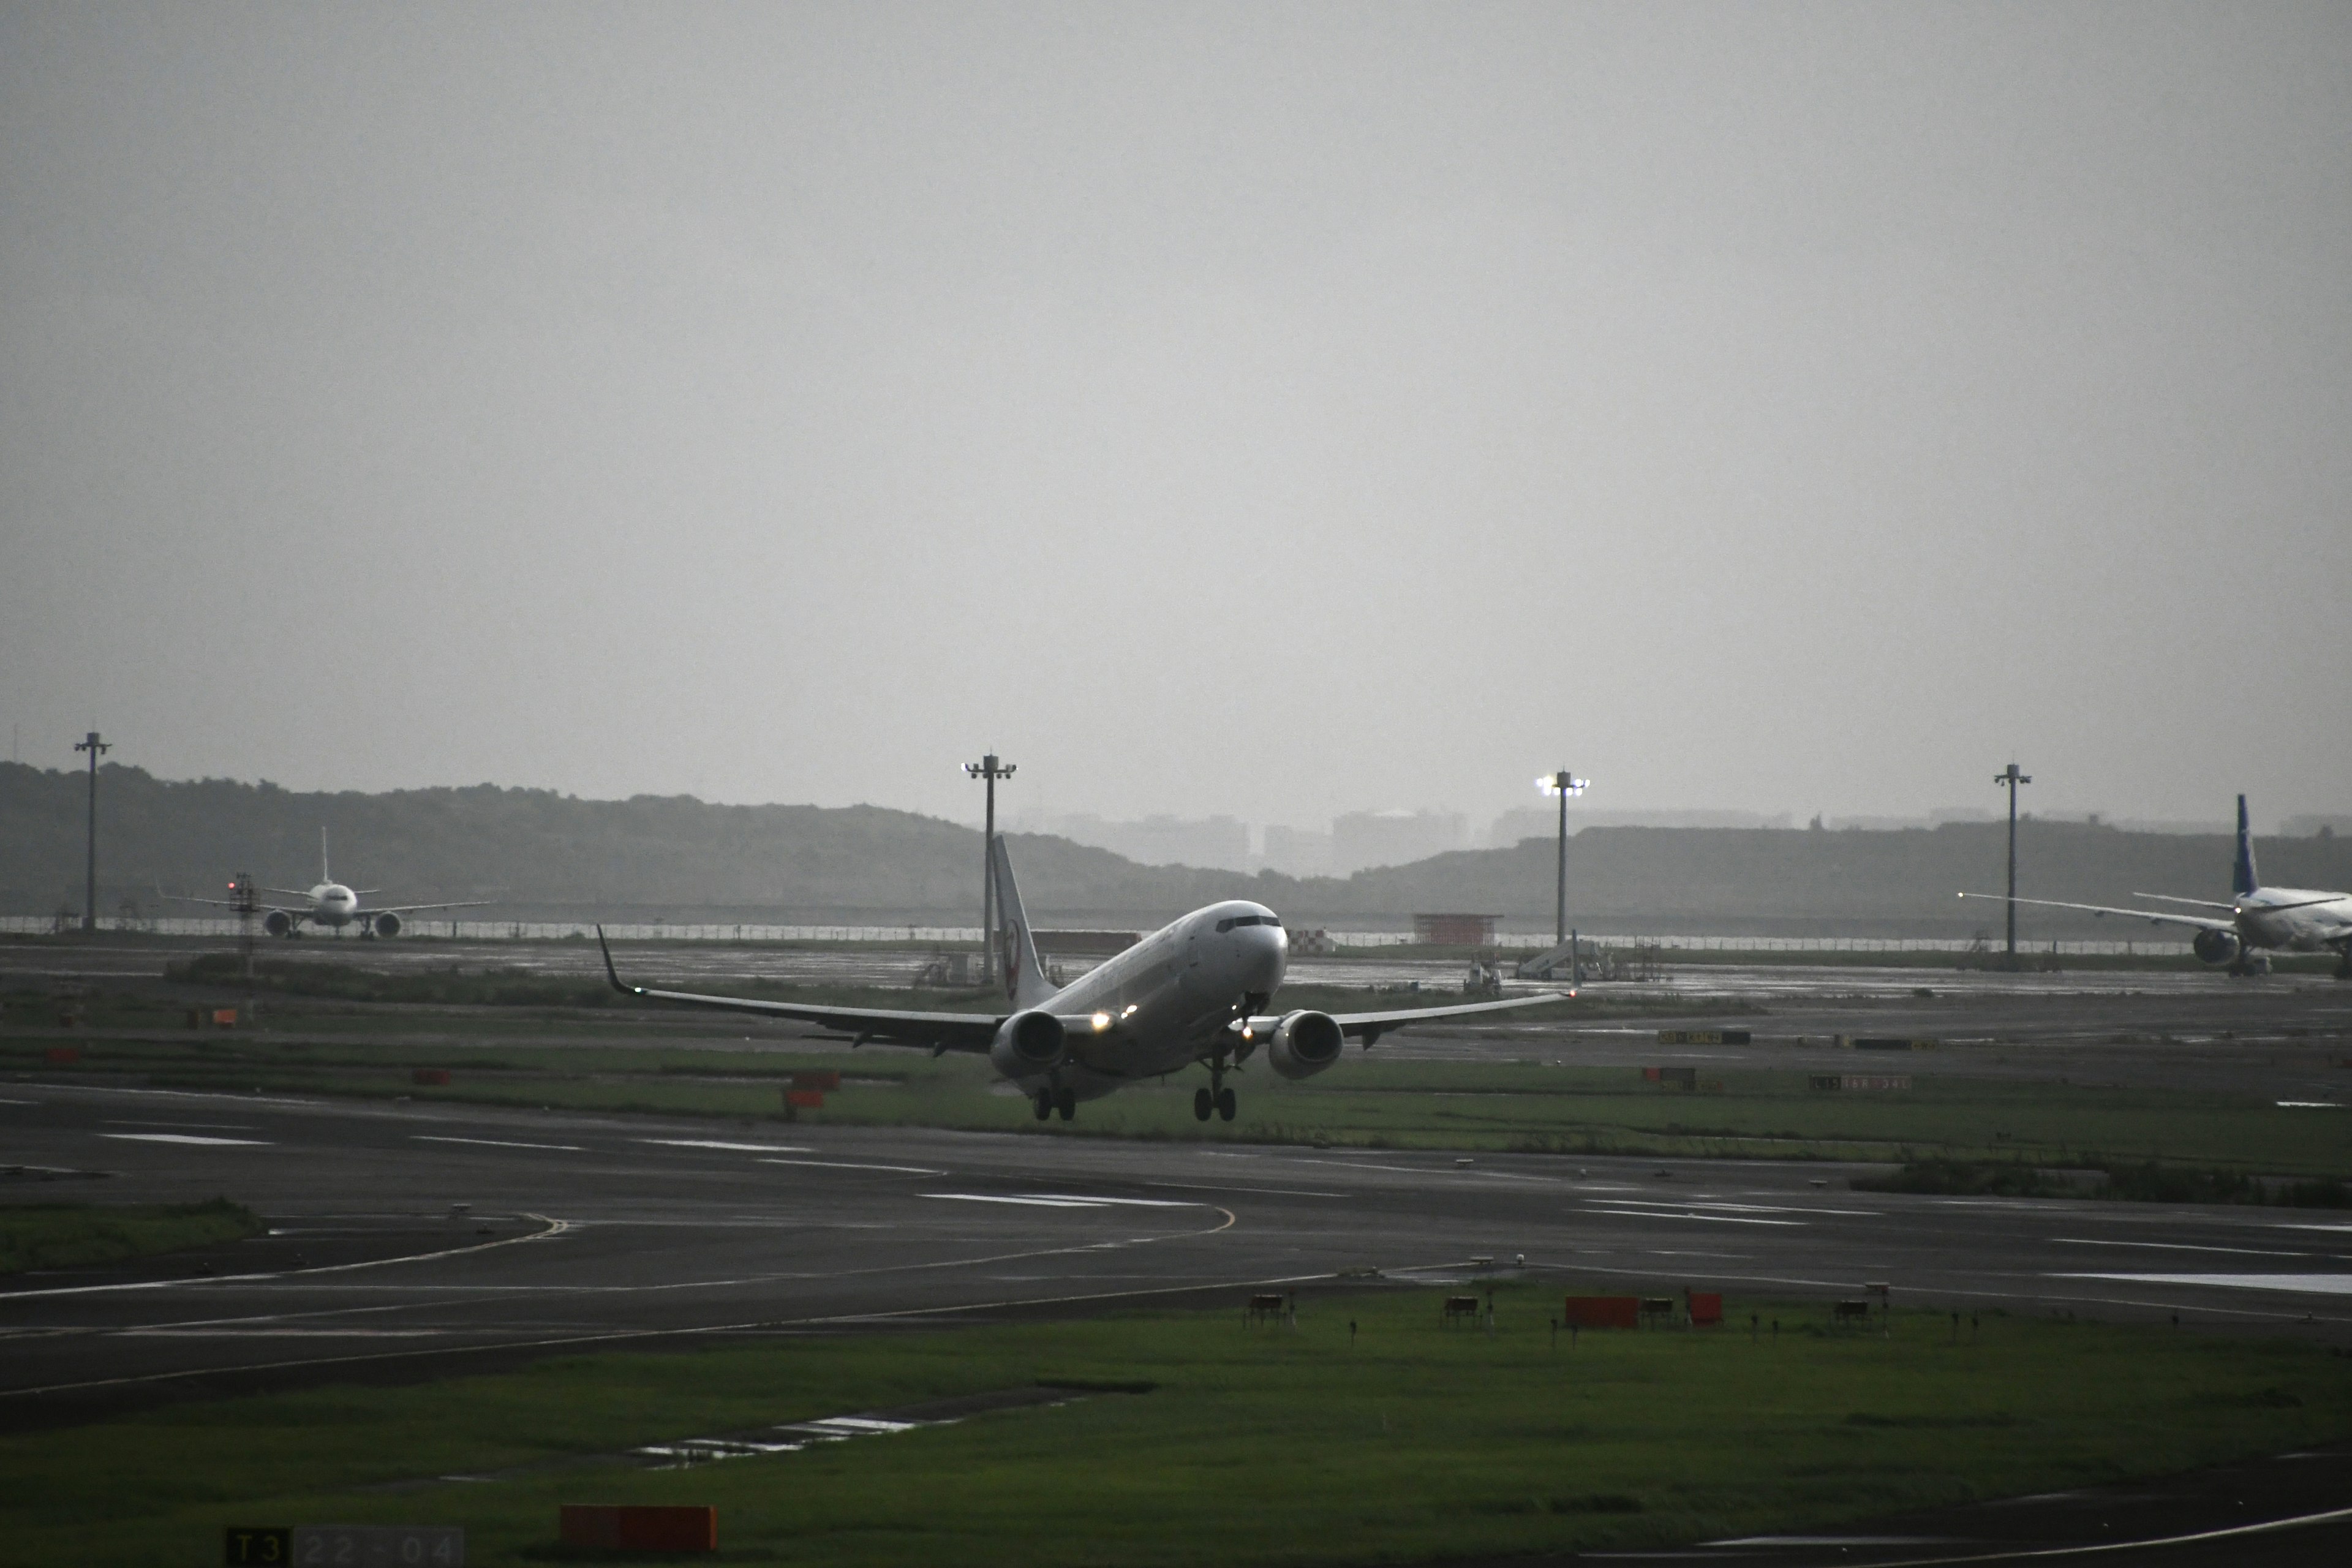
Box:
173, 829, 490, 938
1961, 796, 2352, 977
601, 835, 1568, 1121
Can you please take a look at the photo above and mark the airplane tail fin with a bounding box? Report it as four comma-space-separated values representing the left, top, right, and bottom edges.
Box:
990, 835, 1055, 1009
2233, 794, 2258, 897
321, 826, 331, 884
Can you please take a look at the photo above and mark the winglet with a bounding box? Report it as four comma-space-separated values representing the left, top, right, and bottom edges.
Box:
595, 925, 636, 996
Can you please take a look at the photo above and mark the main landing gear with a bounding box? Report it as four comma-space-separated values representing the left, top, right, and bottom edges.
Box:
1193, 1063, 1237, 1123
1033, 1085, 1076, 1122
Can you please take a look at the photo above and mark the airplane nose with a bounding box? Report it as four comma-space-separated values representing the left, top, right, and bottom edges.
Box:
1246, 924, 1286, 984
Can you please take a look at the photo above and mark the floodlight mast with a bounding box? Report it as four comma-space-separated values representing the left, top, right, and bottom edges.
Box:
74, 731, 110, 933
963, 753, 1015, 986
1537, 771, 1588, 949
1994, 762, 2031, 959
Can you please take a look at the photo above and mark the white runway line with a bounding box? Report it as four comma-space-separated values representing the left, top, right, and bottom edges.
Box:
414, 1135, 583, 1152
638, 1139, 812, 1154
1583, 1204, 1802, 1226
756, 1158, 944, 1174
919, 1193, 1198, 1210
2060, 1272, 2352, 1295
99, 1133, 270, 1147
2051, 1237, 2316, 1258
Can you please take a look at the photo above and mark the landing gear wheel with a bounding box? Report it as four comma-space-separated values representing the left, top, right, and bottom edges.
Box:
1194, 1087, 1214, 1121
1033, 1090, 1053, 1121
1056, 1087, 1077, 1121
1216, 1087, 1237, 1122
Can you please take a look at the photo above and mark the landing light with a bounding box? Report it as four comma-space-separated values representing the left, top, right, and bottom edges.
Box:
1090, 1012, 1111, 1031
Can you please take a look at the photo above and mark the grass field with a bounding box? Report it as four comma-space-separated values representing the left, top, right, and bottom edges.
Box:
3, 1284, 2348, 1567
0, 1198, 262, 1276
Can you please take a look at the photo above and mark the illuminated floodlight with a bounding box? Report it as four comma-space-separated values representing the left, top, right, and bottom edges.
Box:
1536, 772, 1588, 797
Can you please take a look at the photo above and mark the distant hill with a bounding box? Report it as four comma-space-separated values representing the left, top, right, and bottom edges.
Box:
4, 763, 2347, 937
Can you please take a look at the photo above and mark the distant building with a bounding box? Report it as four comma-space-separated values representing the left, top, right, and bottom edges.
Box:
1009, 810, 1251, 870
1260, 824, 1334, 877
1413, 912, 1496, 946
1331, 809, 1466, 873
2282, 814, 2352, 839
1488, 807, 1795, 845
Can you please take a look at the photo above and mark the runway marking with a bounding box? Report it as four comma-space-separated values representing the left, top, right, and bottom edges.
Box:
0, 1098, 43, 1105
2051, 1237, 2315, 1259
99, 1133, 270, 1147
2059, 1272, 2352, 1295
639, 1139, 812, 1154
929, 1195, 1105, 1209
0, 1214, 571, 1302
415, 1135, 583, 1152
32, 1082, 315, 1107
1142, 1179, 1348, 1199
1583, 1204, 1801, 1227
1675, 1199, 1880, 1217
123, 1328, 448, 1338
1804, 1501, 2352, 1565
2278, 1222, 2352, 1234
106, 1118, 255, 1130
757, 1158, 944, 1175
0, 1211, 1245, 1398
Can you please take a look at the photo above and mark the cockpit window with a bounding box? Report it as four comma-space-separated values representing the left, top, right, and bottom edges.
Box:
1215, 914, 1280, 933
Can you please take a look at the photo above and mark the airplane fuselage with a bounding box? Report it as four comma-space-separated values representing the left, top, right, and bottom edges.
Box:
305, 882, 360, 928
2236, 887, 2352, 954
1005, 900, 1289, 1102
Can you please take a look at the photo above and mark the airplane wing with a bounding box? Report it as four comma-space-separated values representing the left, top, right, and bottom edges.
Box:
1956, 891, 2231, 932
2129, 892, 2239, 912
1241, 990, 1573, 1048
598, 927, 1009, 1053
160, 890, 302, 914
364, 900, 497, 916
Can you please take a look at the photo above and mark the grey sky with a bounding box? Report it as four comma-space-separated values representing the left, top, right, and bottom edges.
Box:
5, 2, 2346, 832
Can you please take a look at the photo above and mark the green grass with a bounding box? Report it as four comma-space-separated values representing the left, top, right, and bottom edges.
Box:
4, 1286, 2348, 1566
13, 1033, 2351, 1178
0, 1198, 263, 1275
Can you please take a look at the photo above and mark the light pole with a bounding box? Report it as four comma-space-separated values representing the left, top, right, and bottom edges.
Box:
1994, 761, 2031, 961
963, 752, 1015, 985
74, 731, 110, 933
1537, 771, 1588, 951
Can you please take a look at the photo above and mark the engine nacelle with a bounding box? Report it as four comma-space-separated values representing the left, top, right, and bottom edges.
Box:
373, 912, 403, 938
1265, 1009, 1345, 1081
989, 1008, 1067, 1079
263, 910, 293, 937
2192, 928, 2241, 965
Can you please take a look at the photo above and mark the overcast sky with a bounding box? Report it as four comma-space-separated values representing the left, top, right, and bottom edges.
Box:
4, 2, 2346, 832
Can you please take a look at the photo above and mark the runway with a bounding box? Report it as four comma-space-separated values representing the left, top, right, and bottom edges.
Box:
7, 1077, 2351, 1440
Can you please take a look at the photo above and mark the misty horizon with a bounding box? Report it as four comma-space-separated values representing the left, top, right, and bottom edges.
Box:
7, 5, 2348, 833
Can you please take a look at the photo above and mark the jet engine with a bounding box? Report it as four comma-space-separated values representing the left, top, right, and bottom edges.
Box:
2192, 928, 2241, 965
373, 912, 402, 938
1265, 1009, 1345, 1080
989, 1008, 1066, 1078
263, 910, 293, 937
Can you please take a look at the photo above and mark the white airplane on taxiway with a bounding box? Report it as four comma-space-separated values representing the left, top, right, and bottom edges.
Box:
1962, 795, 2351, 977
175, 829, 490, 938
603, 835, 1568, 1121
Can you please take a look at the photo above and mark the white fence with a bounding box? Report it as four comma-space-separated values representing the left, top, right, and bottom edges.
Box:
0, 913, 2184, 956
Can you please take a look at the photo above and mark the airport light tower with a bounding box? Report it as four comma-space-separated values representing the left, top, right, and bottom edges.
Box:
1537, 771, 1588, 948
74, 731, 110, 933
1995, 761, 2031, 960
963, 752, 1015, 986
